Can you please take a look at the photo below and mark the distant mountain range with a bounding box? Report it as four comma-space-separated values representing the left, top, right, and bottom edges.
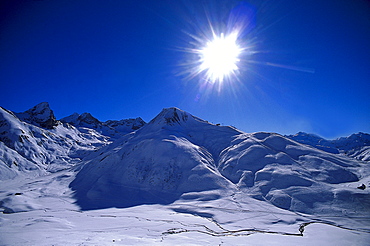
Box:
1, 102, 369, 218
285, 132, 370, 161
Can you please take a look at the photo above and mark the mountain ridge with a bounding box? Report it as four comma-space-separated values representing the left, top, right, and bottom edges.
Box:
285, 131, 370, 161
1, 103, 368, 180
15, 102, 58, 129
1, 102, 370, 245
10, 102, 369, 157
1, 103, 369, 215
60, 111, 145, 139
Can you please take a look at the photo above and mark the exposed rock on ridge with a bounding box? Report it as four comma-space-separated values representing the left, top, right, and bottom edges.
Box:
61, 112, 146, 138
15, 102, 58, 129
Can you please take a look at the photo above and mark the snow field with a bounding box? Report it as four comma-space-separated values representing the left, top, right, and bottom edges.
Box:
1, 105, 370, 245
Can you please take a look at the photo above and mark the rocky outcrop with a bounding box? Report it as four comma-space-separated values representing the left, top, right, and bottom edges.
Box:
15, 102, 58, 129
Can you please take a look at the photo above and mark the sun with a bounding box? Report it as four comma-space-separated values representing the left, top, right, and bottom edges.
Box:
199, 32, 242, 83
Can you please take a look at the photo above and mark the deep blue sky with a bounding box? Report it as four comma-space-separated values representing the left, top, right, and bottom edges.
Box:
1, 0, 369, 139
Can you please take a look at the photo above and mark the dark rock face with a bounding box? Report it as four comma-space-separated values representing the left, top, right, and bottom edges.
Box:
61, 112, 146, 138
105, 117, 146, 131
77, 113, 101, 128
15, 102, 58, 129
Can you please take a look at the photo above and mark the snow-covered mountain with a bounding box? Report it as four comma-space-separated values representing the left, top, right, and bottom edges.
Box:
0, 104, 110, 179
286, 132, 370, 161
70, 107, 240, 209
61, 112, 145, 139
15, 102, 58, 129
0, 103, 145, 180
70, 107, 369, 216
1, 104, 369, 245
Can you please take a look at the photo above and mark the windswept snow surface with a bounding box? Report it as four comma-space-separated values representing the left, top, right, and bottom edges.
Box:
1, 105, 370, 245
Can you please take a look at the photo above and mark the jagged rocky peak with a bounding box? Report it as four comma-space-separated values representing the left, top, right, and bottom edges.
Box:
15, 102, 58, 129
79, 113, 101, 126
61, 112, 101, 127
105, 117, 146, 130
60, 112, 146, 136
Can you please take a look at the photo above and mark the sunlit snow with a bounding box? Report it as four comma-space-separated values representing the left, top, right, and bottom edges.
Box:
0, 104, 369, 245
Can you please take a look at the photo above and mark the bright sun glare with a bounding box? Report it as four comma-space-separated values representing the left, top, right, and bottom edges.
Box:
199, 32, 241, 83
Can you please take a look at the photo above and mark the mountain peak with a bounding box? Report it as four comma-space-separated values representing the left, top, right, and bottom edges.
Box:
60, 112, 101, 129
79, 113, 100, 126
105, 117, 146, 130
15, 102, 58, 129
60, 112, 80, 124
34, 102, 50, 109
60, 112, 146, 138
149, 107, 190, 126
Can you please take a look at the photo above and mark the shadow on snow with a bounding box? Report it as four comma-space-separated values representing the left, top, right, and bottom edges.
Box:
69, 179, 182, 210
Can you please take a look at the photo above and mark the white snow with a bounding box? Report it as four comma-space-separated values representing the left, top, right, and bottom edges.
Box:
1, 170, 369, 245
1, 105, 369, 245
0, 106, 110, 179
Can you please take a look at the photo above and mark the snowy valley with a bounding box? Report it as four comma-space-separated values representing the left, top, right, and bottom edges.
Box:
0, 103, 369, 245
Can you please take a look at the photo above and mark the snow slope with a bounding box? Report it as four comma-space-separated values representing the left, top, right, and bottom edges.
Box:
0, 104, 110, 180
1, 168, 369, 245
1, 104, 369, 245
70, 108, 239, 209
71, 107, 370, 228
219, 132, 368, 216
